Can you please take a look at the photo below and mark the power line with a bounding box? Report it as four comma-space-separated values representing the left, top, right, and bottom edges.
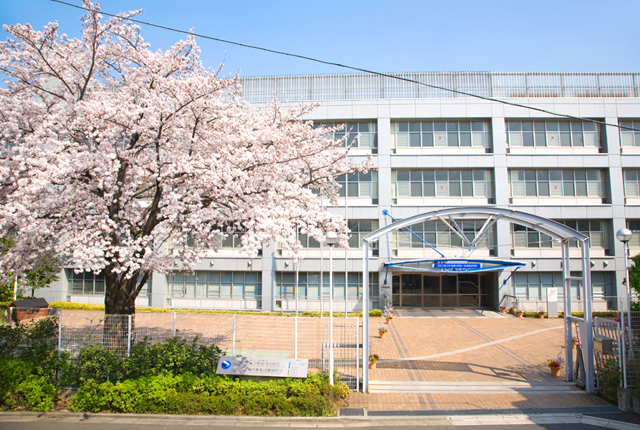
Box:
49, 0, 639, 132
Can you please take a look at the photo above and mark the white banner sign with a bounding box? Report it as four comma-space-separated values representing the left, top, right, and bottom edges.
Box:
216, 356, 309, 378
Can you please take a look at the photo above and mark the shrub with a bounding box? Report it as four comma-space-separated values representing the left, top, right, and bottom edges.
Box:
0, 358, 31, 409
69, 372, 348, 416
75, 345, 125, 384
125, 337, 223, 380
13, 375, 56, 412
596, 357, 621, 403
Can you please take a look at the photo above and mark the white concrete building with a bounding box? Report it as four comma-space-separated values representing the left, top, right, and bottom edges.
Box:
42, 72, 640, 313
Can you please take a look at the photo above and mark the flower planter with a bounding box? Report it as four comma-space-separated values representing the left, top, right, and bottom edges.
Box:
538, 313, 545, 319
500, 308, 506, 313
379, 332, 386, 339
572, 341, 578, 350
516, 312, 524, 318
550, 366, 561, 377
369, 361, 377, 370
386, 318, 392, 324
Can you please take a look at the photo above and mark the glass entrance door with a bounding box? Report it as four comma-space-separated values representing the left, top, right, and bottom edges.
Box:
397, 273, 482, 308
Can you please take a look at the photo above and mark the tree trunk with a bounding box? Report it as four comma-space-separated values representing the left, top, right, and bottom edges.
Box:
103, 274, 139, 354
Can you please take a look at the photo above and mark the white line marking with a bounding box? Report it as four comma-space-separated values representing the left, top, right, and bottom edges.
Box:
382, 326, 564, 363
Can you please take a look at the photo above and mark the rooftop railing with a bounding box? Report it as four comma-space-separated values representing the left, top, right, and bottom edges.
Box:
238, 72, 640, 103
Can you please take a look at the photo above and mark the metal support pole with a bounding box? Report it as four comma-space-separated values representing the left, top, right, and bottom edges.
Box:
582, 239, 595, 394
13, 276, 18, 301
127, 315, 132, 357
173, 312, 177, 337
232, 314, 236, 356
356, 316, 360, 392
295, 316, 298, 359
624, 241, 633, 356
57, 309, 62, 352
362, 240, 370, 393
329, 243, 334, 385
345, 191, 348, 318
562, 240, 573, 381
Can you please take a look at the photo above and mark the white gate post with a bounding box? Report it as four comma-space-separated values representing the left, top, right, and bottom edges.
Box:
173, 312, 177, 337
362, 240, 370, 393
563, 240, 573, 381
582, 239, 595, 393
57, 308, 62, 352
126, 314, 132, 357
232, 314, 236, 356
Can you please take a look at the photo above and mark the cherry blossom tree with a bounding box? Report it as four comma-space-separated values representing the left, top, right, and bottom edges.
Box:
0, 2, 370, 316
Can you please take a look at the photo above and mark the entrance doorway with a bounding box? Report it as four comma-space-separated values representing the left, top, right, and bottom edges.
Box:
391, 273, 493, 308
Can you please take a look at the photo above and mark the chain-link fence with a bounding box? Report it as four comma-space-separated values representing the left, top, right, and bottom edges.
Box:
56, 310, 361, 390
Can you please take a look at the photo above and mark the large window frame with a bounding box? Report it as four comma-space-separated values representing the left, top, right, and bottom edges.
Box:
509, 169, 605, 198
393, 220, 496, 251
511, 220, 610, 252
392, 169, 493, 199
275, 272, 378, 301
506, 120, 602, 149
391, 120, 491, 150
317, 121, 378, 152
624, 170, 640, 197
167, 271, 261, 299
620, 120, 640, 147
336, 171, 378, 199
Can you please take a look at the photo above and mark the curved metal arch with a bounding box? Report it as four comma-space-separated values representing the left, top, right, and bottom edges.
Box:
364, 206, 588, 244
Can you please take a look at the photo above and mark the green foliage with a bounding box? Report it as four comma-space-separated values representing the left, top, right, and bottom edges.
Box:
69, 372, 348, 416
0, 316, 66, 384
596, 357, 621, 404
125, 337, 223, 380
13, 375, 56, 412
627, 253, 640, 296
0, 358, 31, 409
49, 301, 383, 317
75, 345, 125, 384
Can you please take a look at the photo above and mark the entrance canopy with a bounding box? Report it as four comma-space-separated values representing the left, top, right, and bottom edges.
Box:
361, 207, 594, 394
366, 207, 588, 244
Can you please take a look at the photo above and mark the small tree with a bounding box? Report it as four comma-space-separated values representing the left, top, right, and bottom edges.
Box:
0, 239, 59, 301
0, 2, 370, 317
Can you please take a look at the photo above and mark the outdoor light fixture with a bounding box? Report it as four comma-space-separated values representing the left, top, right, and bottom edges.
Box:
617, 228, 634, 355
325, 231, 338, 386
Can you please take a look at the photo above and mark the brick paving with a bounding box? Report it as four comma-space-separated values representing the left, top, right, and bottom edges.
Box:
353, 312, 610, 410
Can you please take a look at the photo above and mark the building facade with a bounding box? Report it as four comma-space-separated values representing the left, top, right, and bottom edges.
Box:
41, 72, 640, 313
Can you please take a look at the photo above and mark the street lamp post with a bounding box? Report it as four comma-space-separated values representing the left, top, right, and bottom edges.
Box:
617, 228, 633, 356
325, 231, 339, 386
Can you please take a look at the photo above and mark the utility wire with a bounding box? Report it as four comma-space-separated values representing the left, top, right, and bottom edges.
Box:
49, 0, 639, 132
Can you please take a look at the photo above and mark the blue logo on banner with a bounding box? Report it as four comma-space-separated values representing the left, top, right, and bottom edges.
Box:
221, 360, 231, 369
434, 263, 482, 270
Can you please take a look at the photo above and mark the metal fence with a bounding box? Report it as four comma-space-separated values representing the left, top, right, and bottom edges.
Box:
515, 296, 626, 313
55, 310, 361, 391
239, 72, 640, 103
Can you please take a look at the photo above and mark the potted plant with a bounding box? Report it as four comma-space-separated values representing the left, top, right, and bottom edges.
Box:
383, 308, 393, 324
379, 327, 388, 339
369, 354, 379, 369
547, 353, 564, 377
499, 306, 506, 313
572, 336, 579, 349
508, 306, 517, 315
516, 309, 524, 318
537, 310, 546, 319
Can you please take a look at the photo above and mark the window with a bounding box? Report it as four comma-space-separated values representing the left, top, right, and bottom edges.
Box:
318, 121, 377, 152
511, 220, 609, 251
68, 270, 105, 295
348, 220, 379, 248
509, 169, 605, 198
336, 171, 378, 199
624, 170, 640, 197
628, 220, 640, 248
391, 120, 491, 149
559, 220, 609, 250
393, 220, 496, 250
513, 272, 563, 300
511, 225, 554, 248
506, 120, 602, 148
392, 170, 493, 198
167, 271, 261, 299
619, 121, 640, 147
275, 272, 378, 300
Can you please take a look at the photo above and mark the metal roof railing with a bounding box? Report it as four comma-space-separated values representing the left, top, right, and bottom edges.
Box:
238, 72, 640, 103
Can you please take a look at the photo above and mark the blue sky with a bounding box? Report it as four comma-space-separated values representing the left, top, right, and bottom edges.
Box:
2, 0, 639, 78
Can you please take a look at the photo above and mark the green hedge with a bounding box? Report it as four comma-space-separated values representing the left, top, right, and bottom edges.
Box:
69, 372, 348, 416
50, 301, 383, 317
